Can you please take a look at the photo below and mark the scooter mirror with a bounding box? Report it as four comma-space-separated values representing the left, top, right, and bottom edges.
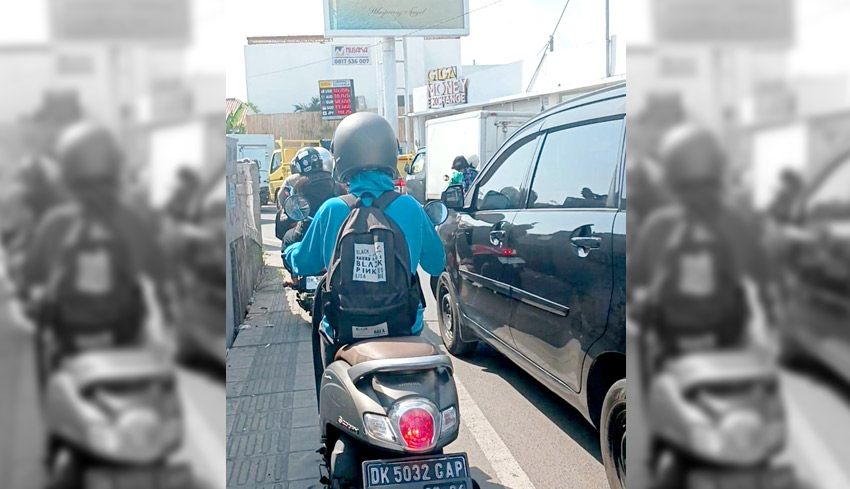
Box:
283, 194, 311, 221
423, 201, 449, 226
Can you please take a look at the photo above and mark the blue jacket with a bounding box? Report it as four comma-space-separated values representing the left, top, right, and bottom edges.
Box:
283, 171, 446, 338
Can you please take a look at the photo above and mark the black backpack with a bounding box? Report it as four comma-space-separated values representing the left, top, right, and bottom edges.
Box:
648, 218, 749, 355
47, 209, 145, 346
323, 191, 424, 345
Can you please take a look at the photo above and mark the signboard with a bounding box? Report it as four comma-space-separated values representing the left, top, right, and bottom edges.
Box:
319, 79, 356, 120
333, 45, 372, 65
427, 67, 468, 109
324, 0, 470, 37
652, 0, 793, 45
50, 0, 190, 43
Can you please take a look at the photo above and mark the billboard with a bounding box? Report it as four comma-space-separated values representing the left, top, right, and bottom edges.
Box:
652, 0, 793, 45
50, 0, 190, 43
333, 45, 372, 66
427, 66, 468, 109
319, 79, 356, 120
324, 0, 470, 37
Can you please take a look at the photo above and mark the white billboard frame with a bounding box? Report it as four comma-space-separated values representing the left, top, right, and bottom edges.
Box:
323, 0, 470, 38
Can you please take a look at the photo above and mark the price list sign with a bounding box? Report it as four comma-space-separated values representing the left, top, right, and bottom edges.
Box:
318, 79, 356, 120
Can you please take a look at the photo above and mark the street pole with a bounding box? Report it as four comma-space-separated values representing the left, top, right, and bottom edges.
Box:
605, 0, 611, 78
382, 37, 399, 139
402, 36, 413, 152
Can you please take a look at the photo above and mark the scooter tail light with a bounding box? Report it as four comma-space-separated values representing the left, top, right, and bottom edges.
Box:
398, 408, 435, 450
389, 399, 439, 451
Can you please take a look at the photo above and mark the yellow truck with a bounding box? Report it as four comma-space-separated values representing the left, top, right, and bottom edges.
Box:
268, 138, 322, 204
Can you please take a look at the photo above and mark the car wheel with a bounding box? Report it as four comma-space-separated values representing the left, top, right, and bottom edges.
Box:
437, 278, 477, 355
600, 379, 626, 489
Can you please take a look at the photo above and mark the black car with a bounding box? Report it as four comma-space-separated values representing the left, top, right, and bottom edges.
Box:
781, 150, 850, 379
435, 83, 626, 489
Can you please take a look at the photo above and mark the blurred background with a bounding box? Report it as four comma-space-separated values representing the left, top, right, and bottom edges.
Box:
627, 1, 850, 488
0, 0, 224, 488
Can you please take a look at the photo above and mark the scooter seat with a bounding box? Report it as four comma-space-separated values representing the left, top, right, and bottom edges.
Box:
335, 336, 438, 366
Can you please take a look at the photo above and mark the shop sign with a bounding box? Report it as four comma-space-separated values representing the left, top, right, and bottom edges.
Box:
318, 79, 356, 120
333, 45, 371, 65
427, 66, 468, 109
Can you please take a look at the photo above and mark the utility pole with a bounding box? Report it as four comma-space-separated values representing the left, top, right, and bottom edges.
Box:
382, 37, 399, 138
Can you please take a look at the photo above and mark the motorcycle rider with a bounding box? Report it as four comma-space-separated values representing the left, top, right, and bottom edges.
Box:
279, 146, 344, 249
630, 124, 779, 359
283, 113, 446, 401
629, 124, 782, 483
21, 122, 176, 378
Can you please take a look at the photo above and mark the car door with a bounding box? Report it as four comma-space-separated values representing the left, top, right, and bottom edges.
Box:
453, 132, 541, 348
505, 109, 625, 393
788, 154, 850, 375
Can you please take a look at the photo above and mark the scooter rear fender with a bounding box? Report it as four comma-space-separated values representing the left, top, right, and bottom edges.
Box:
320, 357, 460, 453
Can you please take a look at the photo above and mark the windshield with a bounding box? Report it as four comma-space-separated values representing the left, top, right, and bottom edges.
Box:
269, 153, 282, 173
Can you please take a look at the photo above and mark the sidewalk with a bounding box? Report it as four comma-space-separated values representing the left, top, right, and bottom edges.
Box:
226, 256, 324, 489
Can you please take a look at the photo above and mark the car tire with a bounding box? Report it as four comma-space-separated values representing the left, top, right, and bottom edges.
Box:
600, 379, 626, 489
437, 277, 477, 356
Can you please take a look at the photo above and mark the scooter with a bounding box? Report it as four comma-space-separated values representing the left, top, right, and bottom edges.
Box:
646, 348, 795, 489
283, 194, 477, 489
43, 344, 190, 489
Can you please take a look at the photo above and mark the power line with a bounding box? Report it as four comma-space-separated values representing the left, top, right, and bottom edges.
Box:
248, 0, 511, 78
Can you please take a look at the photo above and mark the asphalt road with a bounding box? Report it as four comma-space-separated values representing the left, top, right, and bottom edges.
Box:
0, 272, 225, 489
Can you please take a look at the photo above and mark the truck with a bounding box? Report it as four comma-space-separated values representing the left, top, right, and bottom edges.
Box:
408, 111, 537, 202
232, 134, 275, 204
267, 139, 322, 205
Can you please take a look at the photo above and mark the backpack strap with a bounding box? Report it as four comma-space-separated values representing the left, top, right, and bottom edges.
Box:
339, 194, 358, 209
372, 191, 400, 211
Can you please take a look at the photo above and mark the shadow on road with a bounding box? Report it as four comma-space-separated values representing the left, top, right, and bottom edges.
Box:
470, 466, 510, 489
459, 342, 603, 463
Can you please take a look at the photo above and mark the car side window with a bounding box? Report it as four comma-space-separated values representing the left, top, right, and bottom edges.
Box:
528, 119, 624, 209
806, 156, 850, 220
270, 153, 282, 173
475, 136, 539, 211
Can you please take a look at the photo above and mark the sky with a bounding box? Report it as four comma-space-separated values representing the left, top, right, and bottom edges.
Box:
222, 0, 626, 100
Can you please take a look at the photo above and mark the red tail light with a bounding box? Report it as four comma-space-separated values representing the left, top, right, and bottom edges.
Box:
398, 408, 435, 450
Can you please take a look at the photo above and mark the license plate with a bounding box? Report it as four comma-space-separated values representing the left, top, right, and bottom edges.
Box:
304, 276, 320, 291
85, 464, 192, 489
363, 454, 472, 489
688, 466, 795, 489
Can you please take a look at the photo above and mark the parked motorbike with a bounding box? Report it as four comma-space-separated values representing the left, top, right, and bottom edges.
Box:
43, 346, 190, 489
646, 348, 794, 489
283, 194, 476, 489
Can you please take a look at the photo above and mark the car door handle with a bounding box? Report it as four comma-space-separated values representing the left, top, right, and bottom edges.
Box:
571, 236, 601, 249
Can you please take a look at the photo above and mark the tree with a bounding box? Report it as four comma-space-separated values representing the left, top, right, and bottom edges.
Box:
226, 101, 260, 134
293, 96, 321, 112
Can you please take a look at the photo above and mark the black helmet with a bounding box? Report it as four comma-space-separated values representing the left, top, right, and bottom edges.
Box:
290, 147, 326, 175
331, 112, 399, 182
56, 122, 122, 184
658, 124, 726, 186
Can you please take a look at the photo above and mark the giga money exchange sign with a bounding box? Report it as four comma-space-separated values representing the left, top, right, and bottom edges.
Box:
427, 66, 469, 109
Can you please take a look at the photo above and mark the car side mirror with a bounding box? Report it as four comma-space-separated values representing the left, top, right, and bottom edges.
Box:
441, 184, 465, 210
404, 163, 413, 175
283, 194, 311, 221
423, 201, 449, 226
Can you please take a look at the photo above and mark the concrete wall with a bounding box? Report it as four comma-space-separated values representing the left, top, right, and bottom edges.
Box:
226, 136, 263, 348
